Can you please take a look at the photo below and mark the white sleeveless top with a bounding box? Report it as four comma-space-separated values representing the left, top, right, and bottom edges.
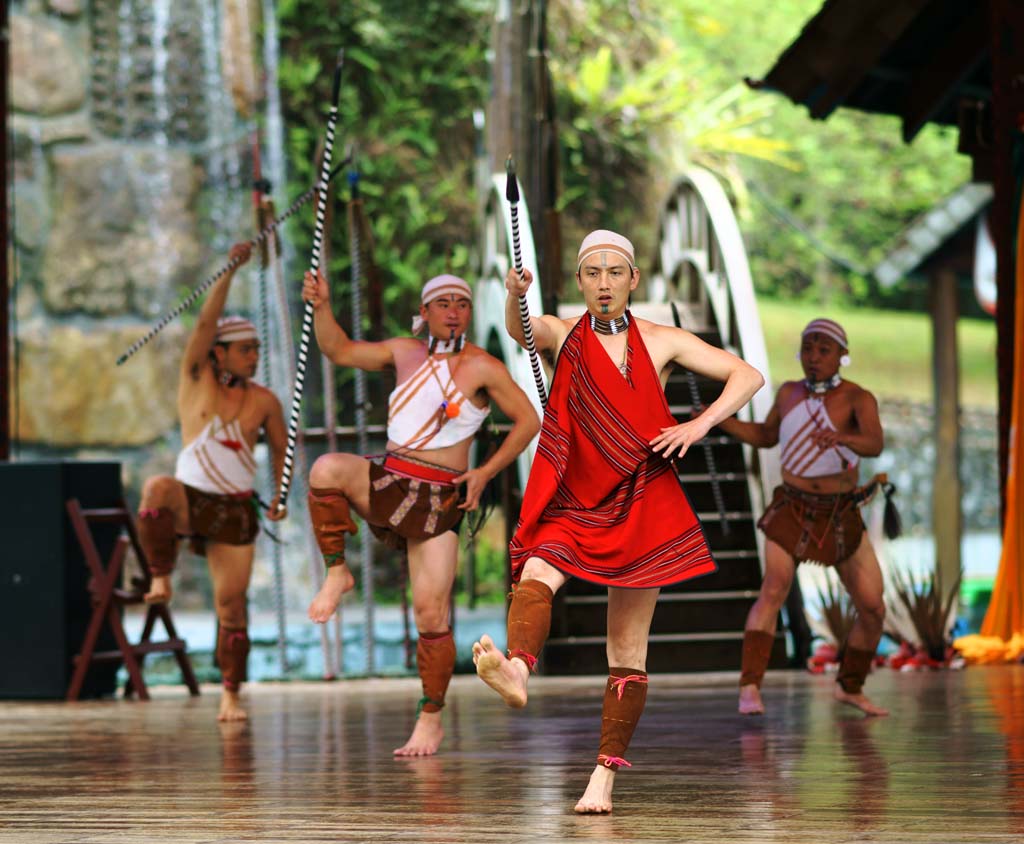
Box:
779, 396, 859, 478
387, 356, 488, 451
175, 415, 258, 495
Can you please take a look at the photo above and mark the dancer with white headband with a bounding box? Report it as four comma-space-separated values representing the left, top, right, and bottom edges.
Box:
473, 229, 764, 813
302, 267, 539, 756
136, 242, 289, 722
716, 318, 896, 718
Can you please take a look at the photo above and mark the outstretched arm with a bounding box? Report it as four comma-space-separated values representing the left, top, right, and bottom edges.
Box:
180, 242, 251, 383
717, 402, 782, 448
650, 327, 765, 459
302, 269, 395, 370
503, 267, 564, 354
454, 360, 541, 511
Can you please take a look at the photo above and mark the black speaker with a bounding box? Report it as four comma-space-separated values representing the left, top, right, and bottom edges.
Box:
0, 460, 124, 698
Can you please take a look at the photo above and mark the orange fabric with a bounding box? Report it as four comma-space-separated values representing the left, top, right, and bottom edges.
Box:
980, 186, 1024, 644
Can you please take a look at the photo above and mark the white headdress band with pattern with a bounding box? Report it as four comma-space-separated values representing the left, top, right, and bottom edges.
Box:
411, 274, 473, 334
577, 229, 636, 270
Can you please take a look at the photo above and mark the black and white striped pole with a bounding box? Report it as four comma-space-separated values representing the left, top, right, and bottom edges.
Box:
115, 155, 350, 367
504, 157, 548, 407
276, 49, 346, 512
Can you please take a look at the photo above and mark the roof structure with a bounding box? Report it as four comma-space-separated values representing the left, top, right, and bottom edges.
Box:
749, 0, 990, 144
873, 182, 993, 286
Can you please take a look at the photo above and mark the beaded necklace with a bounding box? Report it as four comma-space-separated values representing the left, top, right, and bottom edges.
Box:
804, 373, 842, 394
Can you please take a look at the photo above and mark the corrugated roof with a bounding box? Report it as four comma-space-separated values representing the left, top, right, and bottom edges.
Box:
873, 182, 993, 286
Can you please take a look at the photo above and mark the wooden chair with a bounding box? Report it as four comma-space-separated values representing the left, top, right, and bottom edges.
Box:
64, 498, 200, 701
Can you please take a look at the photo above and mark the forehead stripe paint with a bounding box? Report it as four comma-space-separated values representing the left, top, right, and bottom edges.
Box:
577, 243, 633, 269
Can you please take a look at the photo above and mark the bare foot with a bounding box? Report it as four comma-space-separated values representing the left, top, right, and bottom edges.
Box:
738, 683, 765, 715
835, 685, 889, 717
217, 689, 248, 722
574, 765, 615, 814
144, 575, 172, 604
472, 634, 529, 708
393, 711, 444, 757
308, 565, 356, 623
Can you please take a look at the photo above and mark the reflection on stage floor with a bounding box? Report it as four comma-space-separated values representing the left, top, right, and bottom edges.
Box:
2, 665, 1023, 843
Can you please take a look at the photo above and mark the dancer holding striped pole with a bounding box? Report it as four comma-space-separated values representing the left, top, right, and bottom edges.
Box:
132, 235, 289, 722
115, 154, 351, 367
474, 228, 763, 813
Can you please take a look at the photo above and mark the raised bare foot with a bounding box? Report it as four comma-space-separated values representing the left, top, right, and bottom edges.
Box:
834, 685, 889, 717
574, 765, 615, 814
472, 634, 528, 708
217, 689, 248, 722
308, 565, 356, 623
393, 711, 444, 757
144, 575, 172, 604
738, 683, 765, 715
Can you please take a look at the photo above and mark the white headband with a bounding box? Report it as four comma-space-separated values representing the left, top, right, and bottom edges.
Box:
577, 229, 635, 271
215, 316, 258, 344
801, 318, 848, 350
411, 274, 473, 334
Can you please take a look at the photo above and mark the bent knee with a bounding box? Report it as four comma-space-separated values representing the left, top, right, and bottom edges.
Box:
521, 557, 563, 589
141, 475, 182, 506
859, 602, 886, 627
759, 578, 792, 609
310, 453, 363, 490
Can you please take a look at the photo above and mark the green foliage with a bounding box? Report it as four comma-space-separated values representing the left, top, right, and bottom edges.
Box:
814, 568, 857, 647
549, 0, 797, 251
275, 0, 491, 341
684, 0, 972, 306
274, 0, 979, 325
887, 567, 962, 660
549, 0, 972, 309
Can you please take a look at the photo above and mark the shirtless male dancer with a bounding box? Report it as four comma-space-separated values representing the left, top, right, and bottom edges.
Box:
472, 230, 764, 813
302, 269, 540, 756
137, 242, 288, 722
716, 318, 890, 718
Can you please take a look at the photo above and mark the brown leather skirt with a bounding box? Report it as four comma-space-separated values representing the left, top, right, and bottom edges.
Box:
367, 454, 464, 551
757, 484, 864, 566
183, 484, 259, 555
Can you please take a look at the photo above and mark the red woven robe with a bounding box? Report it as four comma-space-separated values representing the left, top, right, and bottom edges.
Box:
509, 314, 716, 588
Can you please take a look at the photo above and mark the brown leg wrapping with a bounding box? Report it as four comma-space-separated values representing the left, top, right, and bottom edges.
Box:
217, 626, 250, 691
597, 668, 649, 771
137, 508, 178, 577
309, 487, 359, 567
506, 579, 554, 672
739, 629, 776, 688
416, 629, 456, 713
837, 646, 875, 694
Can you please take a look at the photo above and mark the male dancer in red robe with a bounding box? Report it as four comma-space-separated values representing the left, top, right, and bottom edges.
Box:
472, 230, 764, 813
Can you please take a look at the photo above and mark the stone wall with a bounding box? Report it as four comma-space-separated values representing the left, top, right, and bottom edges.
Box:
10, 0, 261, 491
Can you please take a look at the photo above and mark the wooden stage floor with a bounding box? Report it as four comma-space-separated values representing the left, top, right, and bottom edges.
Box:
3, 665, 1024, 843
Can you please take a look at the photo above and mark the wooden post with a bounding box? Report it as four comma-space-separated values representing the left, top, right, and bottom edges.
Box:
487, 1, 561, 310
930, 267, 962, 592
989, 0, 1024, 518
1, 0, 10, 462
